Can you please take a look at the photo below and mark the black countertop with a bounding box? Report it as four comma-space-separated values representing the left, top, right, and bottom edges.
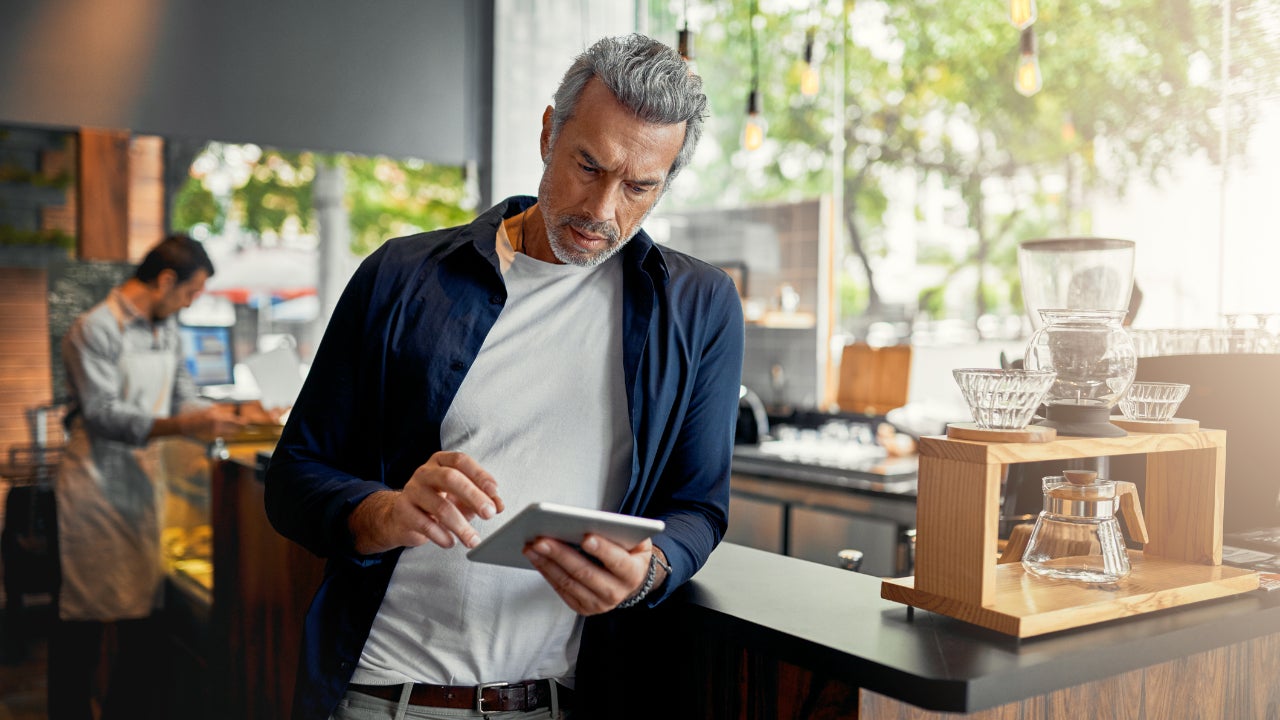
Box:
731, 443, 918, 498
676, 543, 1280, 713
732, 410, 919, 498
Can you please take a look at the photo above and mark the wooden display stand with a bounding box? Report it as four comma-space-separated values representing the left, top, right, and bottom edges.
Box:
881, 428, 1260, 637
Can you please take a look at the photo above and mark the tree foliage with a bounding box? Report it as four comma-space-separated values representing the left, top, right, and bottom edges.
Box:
343, 155, 472, 257
650, 0, 1280, 326
172, 144, 473, 256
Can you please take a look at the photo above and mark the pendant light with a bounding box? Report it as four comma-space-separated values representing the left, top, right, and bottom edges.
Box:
1009, 0, 1037, 30
677, 0, 696, 69
1015, 26, 1042, 97
744, 89, 766, 151
800, 26, 820, 97
742, 0, 767, 151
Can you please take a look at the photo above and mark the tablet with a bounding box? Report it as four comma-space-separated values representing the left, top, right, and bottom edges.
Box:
465, 502, 665, 570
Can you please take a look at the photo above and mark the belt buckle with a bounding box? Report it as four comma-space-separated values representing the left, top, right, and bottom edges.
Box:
475, 681, 510, 715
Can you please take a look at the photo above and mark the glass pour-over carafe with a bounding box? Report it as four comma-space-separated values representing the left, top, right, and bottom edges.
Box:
1021, 470, 1149, 583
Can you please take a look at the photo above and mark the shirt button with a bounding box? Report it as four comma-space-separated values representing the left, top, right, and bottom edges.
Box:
450, 361, 466, 371
490, 295, 503, 305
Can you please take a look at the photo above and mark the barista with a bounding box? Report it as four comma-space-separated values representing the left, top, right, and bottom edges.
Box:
49, 234, 272, 720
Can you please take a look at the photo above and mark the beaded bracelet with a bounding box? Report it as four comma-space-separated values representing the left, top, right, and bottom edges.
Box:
616, 552, 664, 609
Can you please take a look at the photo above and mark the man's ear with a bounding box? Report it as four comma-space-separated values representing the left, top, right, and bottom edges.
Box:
540, 106, 554, 163
155, 268, 178, 294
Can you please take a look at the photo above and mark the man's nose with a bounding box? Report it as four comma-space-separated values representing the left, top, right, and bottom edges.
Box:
582, 183, 621, 221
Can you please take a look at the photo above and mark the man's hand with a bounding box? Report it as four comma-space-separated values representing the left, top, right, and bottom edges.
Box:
523, 535, 669, 615
235, 400, 287, 425
347, 451, 504, 556
176, 404, 245, 440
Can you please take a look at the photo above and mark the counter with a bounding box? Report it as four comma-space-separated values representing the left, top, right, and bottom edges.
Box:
199, 450, 1280, 719
729, 442, 917, 576
586, 542, 1280, 718
153, 437, 321, 720
211, 442, 324, 720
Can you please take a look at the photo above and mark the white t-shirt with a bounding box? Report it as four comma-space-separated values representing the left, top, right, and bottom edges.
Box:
350, 221, 633, 687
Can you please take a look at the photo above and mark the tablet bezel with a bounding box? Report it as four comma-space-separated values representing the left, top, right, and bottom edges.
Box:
465, 502, 665, 570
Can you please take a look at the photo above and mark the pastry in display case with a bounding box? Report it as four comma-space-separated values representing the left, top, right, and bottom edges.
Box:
157, 436, 217, 598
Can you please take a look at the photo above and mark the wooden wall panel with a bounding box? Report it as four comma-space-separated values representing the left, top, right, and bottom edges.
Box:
0, 269, 53, 463
128, 135, 166, 261
77, 128, 131, 261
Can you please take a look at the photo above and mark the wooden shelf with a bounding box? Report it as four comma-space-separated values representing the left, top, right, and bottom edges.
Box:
917, 428, 1225, 465
883, 554, 1259, 637
883, 428, 1259, 637
748, 310, 816, 329
945, 422, 1056, 443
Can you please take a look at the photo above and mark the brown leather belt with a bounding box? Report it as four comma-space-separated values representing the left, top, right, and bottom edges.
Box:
348, 679, 570, 713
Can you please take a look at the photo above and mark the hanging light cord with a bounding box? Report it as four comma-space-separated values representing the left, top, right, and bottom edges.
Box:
749, 0, 759, 92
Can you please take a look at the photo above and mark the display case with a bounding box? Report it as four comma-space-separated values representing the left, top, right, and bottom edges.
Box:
157, 434, 283, 602
158, 436, 218, 601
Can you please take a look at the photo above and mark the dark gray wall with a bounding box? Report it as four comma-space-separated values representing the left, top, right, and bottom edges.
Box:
0, 0, 491, 165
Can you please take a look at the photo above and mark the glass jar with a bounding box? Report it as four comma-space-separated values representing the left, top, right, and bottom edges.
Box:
1023, 309, 1136, 436
1022, 473, 1147, 584
1017, 238, 1135, 331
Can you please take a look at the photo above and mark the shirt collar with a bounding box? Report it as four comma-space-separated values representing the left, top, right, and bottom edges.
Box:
458, 195, 670, 285
108, 287, 151, 328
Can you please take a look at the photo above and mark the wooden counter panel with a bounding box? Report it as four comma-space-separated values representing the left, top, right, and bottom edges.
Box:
211, 455, 324, 720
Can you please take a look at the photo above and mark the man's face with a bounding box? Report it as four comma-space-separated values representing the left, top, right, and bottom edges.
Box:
152, 269, 208, 321
537, 78, 686, 267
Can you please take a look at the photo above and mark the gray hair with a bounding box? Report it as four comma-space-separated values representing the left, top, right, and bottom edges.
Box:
549, 34, 707, 186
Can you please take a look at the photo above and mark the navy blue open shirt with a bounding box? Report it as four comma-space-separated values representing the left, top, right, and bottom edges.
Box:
264, 196, 745, 719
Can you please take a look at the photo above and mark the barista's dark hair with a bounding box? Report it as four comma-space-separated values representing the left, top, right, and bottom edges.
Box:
549, 34, 707, 186
134, 234, 215, 285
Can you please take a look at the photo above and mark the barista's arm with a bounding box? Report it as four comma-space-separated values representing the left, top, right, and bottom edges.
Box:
147, 404, 243, 441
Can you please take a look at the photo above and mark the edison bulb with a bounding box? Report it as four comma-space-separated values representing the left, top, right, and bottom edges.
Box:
800, 64, 820, 97
800, 28, 819, 97
1009, 0, 1036, 29
743, 113, 766, 151
742, 90, 766, 151
1015, 27, 1042, 97
1016, 53, 1042, 96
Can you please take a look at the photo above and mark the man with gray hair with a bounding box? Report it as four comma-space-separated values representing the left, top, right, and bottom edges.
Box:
265, 34, 743, 719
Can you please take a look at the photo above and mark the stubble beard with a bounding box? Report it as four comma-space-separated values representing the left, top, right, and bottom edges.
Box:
537, 171, 651, 268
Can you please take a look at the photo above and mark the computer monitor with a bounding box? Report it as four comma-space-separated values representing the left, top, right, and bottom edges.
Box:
179, 325, 236, 387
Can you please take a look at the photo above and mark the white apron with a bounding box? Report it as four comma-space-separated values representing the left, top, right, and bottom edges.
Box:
55, 317, 175, 621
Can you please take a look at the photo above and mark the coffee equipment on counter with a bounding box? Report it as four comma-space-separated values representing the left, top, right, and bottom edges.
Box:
1018, 238, 1138, 438
882, 424, 1255, 637
1023, 309, 1137, 437
1020, 469, 1149, 583
1001, 238, 1140, 536
1018, 238, 1136, 330
736, 385, 770, 444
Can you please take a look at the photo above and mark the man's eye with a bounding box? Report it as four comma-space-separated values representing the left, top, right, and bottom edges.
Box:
626, 184, 650, 196
579, 164, 598, 174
